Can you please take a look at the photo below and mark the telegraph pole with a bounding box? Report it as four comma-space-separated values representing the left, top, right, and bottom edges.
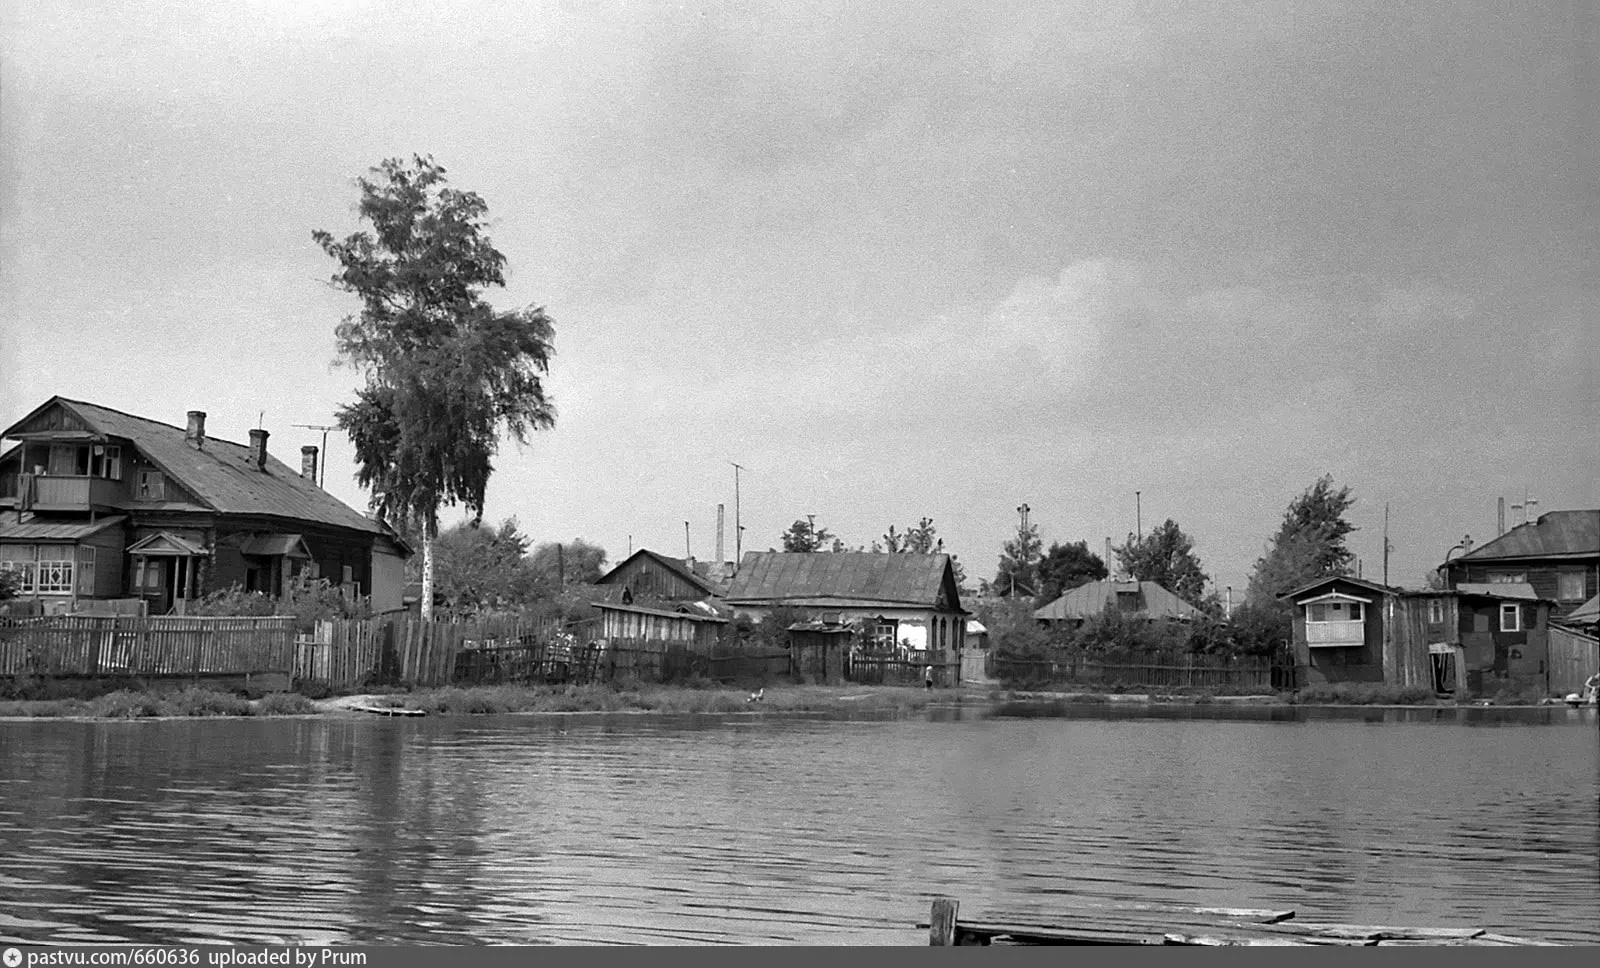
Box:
731, 462, 747, 563
1135, 490, 1142, 537
293, 423, 337, 488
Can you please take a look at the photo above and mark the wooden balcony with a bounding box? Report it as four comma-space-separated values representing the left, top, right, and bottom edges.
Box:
17, 474, 123, 510
1306, 619, 1365, 647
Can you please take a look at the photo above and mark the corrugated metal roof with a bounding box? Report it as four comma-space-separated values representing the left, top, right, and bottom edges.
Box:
0, 515, 126, 541
724, 551, 957, 608
1456, 510, 1600, 562
1034, 580, 1201, 621
45, 398, 386, 535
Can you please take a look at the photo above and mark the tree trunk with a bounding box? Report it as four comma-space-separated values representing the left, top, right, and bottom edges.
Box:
421, 518, 436, 624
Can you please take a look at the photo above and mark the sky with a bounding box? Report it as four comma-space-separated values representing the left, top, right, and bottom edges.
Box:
2, 0, 1595, 598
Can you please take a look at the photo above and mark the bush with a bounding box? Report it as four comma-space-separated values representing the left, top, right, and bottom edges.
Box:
256, 692, 317, 716
90, 690, 171, 718
1292, 682, 1438, 706
188, 580, 371, 632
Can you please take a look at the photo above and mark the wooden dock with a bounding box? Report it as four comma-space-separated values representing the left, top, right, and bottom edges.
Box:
921, 898, 1553, 946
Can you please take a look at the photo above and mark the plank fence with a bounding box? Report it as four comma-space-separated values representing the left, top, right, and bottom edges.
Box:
991, 650, 1287, 692
0, 616, 296, 679
849, 655, 960, 687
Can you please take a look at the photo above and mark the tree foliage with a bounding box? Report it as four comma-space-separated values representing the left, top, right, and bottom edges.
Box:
780, 518, 835, 553
529, 538, 608, 586
1246, 475, 1358, 608
314, 155, 557, 621
1113, 518, 1209, 604
1035, 540, 1109, 605
994, 516, 1042, 598
431, 517, 541, 611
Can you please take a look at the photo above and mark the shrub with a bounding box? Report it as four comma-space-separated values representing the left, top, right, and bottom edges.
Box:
90, 690, 171, 718
256, 692, 317, 716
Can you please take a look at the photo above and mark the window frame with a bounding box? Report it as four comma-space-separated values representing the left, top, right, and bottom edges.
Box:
34, 546, 76, 595
1556, 571, 1585, 602
1428, 599, 1444, 625
1499, 603, 1522, 633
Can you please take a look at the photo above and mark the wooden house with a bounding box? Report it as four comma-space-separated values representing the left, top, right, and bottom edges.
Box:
595, 548, 728, 603
0, 397, 409, 615
723, 551, 967, 660
1033, 579, 1201, 625
1442, 510, 1599, 621
1281, 576, 1555, 698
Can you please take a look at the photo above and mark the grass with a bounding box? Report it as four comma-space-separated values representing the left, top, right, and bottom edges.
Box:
1290, 683, 1439, 706
393, 682, 938, 716
0, 688, 320, 719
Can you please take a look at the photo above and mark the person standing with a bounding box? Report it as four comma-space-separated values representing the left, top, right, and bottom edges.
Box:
924, 664, 934, 691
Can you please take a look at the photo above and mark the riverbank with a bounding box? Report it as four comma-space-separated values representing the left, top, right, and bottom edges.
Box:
0, 681, 1574, 720
0, 682, 957, 720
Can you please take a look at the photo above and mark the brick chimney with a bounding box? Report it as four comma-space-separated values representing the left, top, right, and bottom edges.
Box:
248, 428, 269, 471
300, 445, 319, 485
186, 411, 207, 449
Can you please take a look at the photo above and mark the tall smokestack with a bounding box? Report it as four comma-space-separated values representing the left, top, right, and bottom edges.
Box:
248, 428, 269, 471
186, 411, 207, 449
716, 504, 725, 566
1498, 497, 1505, 536
301, 446, 319, 485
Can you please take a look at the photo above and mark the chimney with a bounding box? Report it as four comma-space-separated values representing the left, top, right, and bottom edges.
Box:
248, 428, 269, 471
186, 411, 207, 449
716, 504, 725, 567
301, 445, 319, 485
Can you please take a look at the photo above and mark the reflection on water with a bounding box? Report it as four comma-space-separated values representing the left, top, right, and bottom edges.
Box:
0, 706, 1595, 945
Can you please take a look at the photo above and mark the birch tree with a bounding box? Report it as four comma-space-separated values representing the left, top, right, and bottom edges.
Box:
315, 155, 557, 621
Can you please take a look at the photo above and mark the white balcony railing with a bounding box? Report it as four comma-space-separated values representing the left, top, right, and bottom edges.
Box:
1306, 619, 1365, 647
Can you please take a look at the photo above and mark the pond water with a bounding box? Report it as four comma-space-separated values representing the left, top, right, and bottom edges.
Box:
0, 704, 1595, 945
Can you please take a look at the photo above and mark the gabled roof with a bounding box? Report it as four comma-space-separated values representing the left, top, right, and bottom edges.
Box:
127, 531, 208, 556
1453, 510, 1600, 564
2, 397, 387, 537
1034, 580, 1201, 621
1277, 574, 1397, 602
596, 548, 726, 597
724, 551, 963, 612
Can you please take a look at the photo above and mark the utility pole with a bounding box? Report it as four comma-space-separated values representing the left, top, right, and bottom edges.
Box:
1135, 490, 1141, 538
731, 462, 747, 563
685, 521, 691, 559
293, 422, 336, 488
1383, 503, 1391, 587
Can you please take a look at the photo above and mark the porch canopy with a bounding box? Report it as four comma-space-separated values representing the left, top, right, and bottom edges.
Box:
127, 531, 207, 604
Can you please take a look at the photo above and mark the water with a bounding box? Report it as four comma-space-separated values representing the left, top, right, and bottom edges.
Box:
0, 704, 1595, 945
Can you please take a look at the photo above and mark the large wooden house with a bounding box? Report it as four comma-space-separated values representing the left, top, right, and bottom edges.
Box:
0, 396, 409, 615
1442, 510, 1599, 621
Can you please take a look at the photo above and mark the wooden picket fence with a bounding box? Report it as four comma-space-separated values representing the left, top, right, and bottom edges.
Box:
991, 649, 1288, 692
0, 615, 296, 678
848, 655, 960, 687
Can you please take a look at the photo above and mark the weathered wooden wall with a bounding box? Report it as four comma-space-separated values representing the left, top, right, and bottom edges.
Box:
0, 615, 295, 679
1548, 625, 1599, 696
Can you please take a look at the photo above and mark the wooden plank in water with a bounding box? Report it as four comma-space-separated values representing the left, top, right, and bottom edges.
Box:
929, 898, 958, 946
350, 704, 426, 717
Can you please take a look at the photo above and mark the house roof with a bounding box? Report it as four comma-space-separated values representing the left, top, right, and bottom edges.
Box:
126, 531, 208, 556
597, 548, 726, 597
1034, 580, 1202, 621
1564, 595, 1599, 624
238, 534, 314, 559
0, 515, 127, 542
3, 397, 388, 538
1453, 510, 1600, 564
724, 551, 962, 611
1277, 574, 1397, 601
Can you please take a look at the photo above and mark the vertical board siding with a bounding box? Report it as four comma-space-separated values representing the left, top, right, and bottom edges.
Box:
0, 616, 295, 678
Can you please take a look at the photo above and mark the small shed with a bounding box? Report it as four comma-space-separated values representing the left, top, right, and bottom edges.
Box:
787, 620, 852, 684
595, 599, 729, 651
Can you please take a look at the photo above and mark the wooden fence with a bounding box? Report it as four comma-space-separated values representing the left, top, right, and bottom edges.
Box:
1548, 624, 1599, 696
990, 650, 1287, 692
849, 656, 960, 687
0, 616, 295, 679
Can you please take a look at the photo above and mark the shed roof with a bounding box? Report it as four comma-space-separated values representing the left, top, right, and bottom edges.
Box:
1453, 510, 1600, 563
1034, 580, 1201, 621
3, 397, 388, 537
1564, 595, 1599, 624
724, 551, 963, 611
1277, 575, 1397, 602
0, 515, 127, 542
593, 600, 729, 623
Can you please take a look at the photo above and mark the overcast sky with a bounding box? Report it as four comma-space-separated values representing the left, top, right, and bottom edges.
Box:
3, 0, 1595, 596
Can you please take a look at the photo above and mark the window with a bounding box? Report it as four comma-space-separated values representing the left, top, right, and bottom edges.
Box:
1499, 603, 1522, 632
136, 468, 165, 500
0, 548, 36, 593
89, 445, 121, 480
1309, 601, 1363, 623
77, 547, 95, 596
1488, 571, 1526, 584
1557, 572, 1586, 602
35, 547, 75, 594
1428, 599, 1444, 625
